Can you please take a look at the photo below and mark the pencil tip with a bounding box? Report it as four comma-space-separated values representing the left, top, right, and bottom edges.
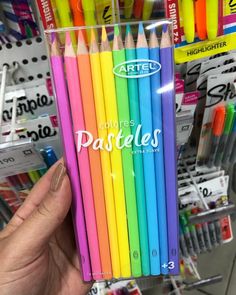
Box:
150, 28, 156, 34
138, 22, 144, 34
90, 28, 95, 43
51, 32, 56, 43
163, 24, 168, 33
78, 29, 84, 41
65, 31, 71, 46
114, 24, 120, 36
126, 24, 131, 35
102, 26, 107, 41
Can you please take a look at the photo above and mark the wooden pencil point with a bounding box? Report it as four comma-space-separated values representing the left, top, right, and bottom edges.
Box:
149, 29, 159, 49
66, 31, 72, 46
102, 26, 107, 42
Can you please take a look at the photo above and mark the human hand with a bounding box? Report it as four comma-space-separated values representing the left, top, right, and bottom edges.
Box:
0, 161, 92, 295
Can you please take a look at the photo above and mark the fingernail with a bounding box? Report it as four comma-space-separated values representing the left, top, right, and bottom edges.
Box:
50, 163, 66, 192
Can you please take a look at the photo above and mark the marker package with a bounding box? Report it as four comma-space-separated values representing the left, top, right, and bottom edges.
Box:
37, 0, 118, 33
196, 72, 236, 168
45, 20, 179, 281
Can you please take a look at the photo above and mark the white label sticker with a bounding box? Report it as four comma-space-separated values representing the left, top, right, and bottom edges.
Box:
0, 142, 46, 177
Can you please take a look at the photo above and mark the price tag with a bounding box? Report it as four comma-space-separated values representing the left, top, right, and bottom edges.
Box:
0, 140, 46, 177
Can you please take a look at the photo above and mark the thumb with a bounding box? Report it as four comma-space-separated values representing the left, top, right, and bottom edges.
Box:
9, 163, 72, 255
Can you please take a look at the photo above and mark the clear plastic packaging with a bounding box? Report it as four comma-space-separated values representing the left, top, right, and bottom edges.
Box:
45, 20, 179, 281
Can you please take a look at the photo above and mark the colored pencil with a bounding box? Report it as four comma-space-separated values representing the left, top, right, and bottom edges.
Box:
133, 0, 144, 19
195, 0, 207, 40
149, 28, 169, 275
64, 33, 103, 280
142, 0, 154, 20
76, 31, 112, 279
50, 34, 91, 281
136, 22, 160, 275
113, 25, 141, 277
125, 24, 150, 276
89, 28, 120, 278
160, 24, 179, 275
100, 26, 131, 277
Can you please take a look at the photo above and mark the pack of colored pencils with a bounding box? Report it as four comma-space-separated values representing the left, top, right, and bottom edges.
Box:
45, 20, 179, 281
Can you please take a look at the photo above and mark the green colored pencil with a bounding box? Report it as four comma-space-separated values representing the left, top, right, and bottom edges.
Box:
125, 24, 150, 276
112, 24, 141, 277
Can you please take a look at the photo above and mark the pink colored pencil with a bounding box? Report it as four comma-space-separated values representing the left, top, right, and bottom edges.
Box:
64, 32, 102, 280
50, 33, 91, 281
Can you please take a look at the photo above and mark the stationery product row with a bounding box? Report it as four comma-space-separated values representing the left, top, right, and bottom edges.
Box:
178, 156, 232, 258
198, 103, 236, 169
6, 146, 58, 191
180, 0, 219, 43
37, 0, 164, 32
46, 20, 179, 281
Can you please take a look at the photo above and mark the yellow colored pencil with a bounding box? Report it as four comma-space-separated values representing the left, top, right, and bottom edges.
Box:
89, 29, 120, 278
100, 26, 131, 278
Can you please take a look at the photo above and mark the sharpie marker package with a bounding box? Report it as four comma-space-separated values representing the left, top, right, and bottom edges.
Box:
45, 20, 179, 281
197, 72, 236, 168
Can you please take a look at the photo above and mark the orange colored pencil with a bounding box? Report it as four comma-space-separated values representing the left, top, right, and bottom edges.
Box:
76, 31, 112, 279
133, 0, 144, 19
195, 0, 207, 40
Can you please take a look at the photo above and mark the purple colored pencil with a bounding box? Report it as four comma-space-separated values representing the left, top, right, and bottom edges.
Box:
160, 24, 179, 275
50, 33, 91, 281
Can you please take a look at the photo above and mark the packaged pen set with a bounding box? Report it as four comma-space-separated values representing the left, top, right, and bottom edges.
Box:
178, 156, 233, 259
196, 72, 236, 169
166, 0, 236, 63
45, 20, 179, 281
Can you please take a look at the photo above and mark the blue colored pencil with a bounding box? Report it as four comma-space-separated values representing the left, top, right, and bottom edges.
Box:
149, 28, 169, 275
136, 22, 160, 275
125, 24, 150, 276
160, 24, 179, 275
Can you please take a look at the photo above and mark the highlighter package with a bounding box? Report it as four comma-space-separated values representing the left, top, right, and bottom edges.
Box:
45, 20, 179, 281
37, 0, 119, 32
118, 0, 165, 21
166, 0, 236, 63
